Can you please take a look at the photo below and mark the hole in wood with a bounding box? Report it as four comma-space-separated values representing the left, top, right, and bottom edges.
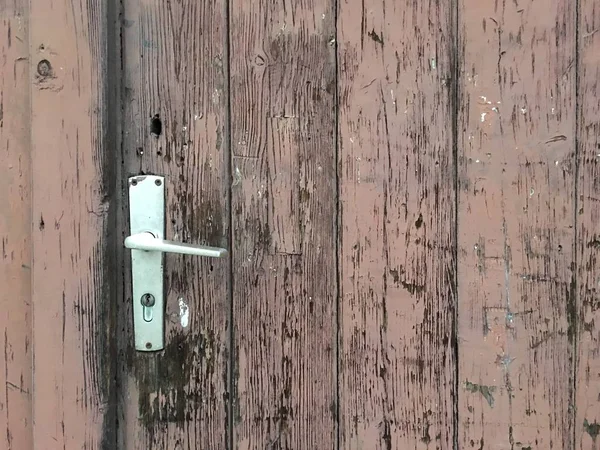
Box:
150, 114, 162, 137
37, 59, 52, 77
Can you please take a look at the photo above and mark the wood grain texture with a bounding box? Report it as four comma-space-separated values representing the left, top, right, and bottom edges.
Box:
118, 1, 229, 448
0, 1, 32, 449
457, 0, 576, 448
337, 1, 456, 448
30, 0, 116, 448
229, 1, 337, 448
576, 1, 600, 448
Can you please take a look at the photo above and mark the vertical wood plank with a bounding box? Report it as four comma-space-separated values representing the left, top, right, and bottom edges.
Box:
576, 1, 600, 448
0, 1, 32, 448
30, 0, 116, 448
337, 1, 456, 447
229, 1, 337, 448
118, 1, 229, 448
457, 1, 576, 448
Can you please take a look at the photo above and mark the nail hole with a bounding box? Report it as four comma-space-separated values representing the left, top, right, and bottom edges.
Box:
136, 147, 144, 156
155, 179, 162, 186
131, 179, 138, 186
37, 59, 52, 77
145, 342, 152, 349
150, 114, 162, 137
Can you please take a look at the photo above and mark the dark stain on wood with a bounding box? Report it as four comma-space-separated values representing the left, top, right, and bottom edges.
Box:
134, 331, 219, 425
584, 419, 600, 442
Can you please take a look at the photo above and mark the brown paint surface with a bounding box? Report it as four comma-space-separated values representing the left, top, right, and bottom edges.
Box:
458, 0, 576, 448
229, 0, 337, 448
4, 0, 600, 448
337, 1, 456, 448
577, 0, 600, 448
29, 0, 115, 448
0, 1, 32, 449
117, 0, 229, 448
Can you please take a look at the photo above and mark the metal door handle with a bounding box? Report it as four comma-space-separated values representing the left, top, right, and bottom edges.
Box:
124, 175, 227, 352
125, 232, 227, 258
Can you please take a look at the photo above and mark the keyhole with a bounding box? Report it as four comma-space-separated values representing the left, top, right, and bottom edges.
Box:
141, 293, 155, 322
141, 293, 155, 307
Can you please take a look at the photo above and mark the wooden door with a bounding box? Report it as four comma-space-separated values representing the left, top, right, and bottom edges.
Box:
2, 0, 600, 449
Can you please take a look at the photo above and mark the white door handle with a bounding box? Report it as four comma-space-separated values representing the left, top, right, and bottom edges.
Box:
125, 232, 227, 258
124, 175, 228, 352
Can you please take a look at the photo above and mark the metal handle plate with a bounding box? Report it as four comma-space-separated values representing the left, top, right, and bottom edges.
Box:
125, 175, 227, 351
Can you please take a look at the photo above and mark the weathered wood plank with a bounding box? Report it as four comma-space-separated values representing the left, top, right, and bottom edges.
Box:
118, 1, 229, 448
457, 1, 576, 448
337, 1, 456, 447
229, 1, 337, 448
0, 1, 32, 449
30, 0, 116, 448
576, 1, 600, 448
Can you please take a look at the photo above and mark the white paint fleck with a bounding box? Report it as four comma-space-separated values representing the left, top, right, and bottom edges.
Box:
480, 96, 487, 102
520, 107, 527, 114
505, 312, 515, 328
475, 159, 480, 163
178, 298, 189, 328
212, 89, 221, 104
322, 13, 326, 19
194, 113, 203, 120
232, 166, 242, 186
429, 58, 436, 70
492, 107, 499, 113
529, 188, 535, 197
481, 112, 487, 122
555, 160, 559, 166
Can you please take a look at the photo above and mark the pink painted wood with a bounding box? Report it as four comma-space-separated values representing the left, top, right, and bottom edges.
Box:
2, 0, 597, 448
229, 0, 338, 448
458, 0, 576, 448
30, 0, 116, 447
337, 0, 456, 447
0, 1, 32, 449
576, 0, 600, 447
117, 0, 230, 448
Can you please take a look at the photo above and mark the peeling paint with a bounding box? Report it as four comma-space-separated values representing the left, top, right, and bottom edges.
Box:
465, 381, 496, 408
178, 298, 189, 328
